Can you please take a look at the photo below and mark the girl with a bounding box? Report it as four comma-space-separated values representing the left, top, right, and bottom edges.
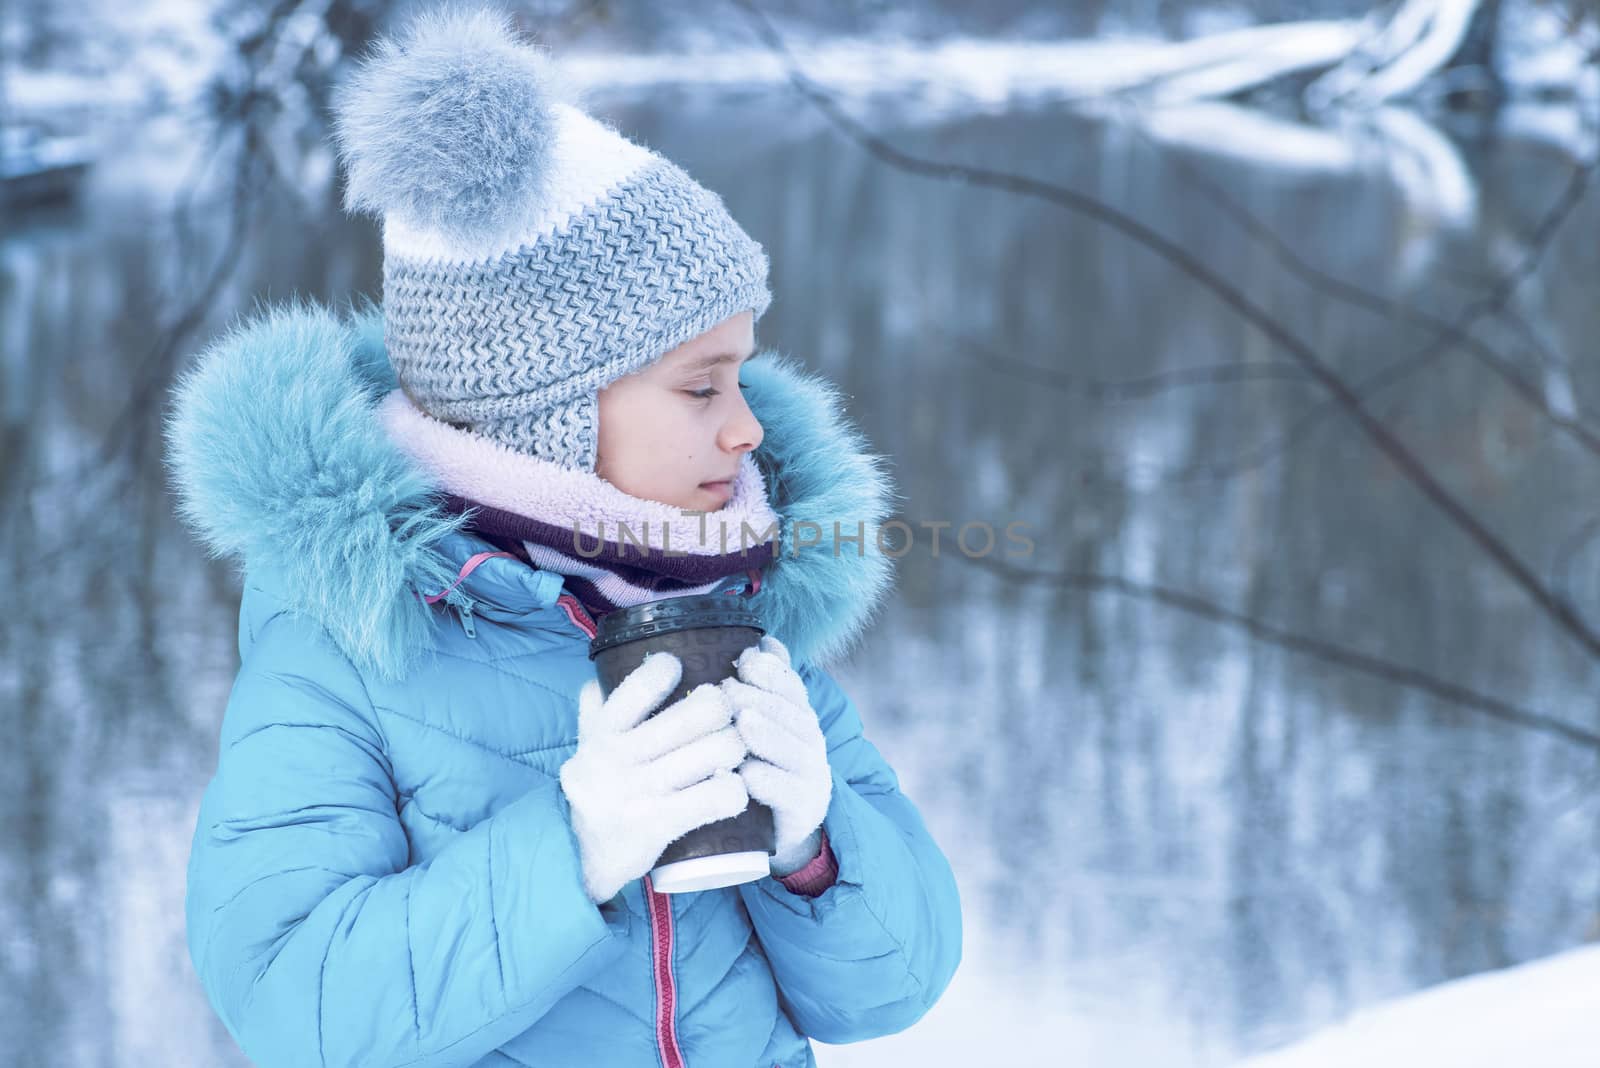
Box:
165, 7, 961, 1068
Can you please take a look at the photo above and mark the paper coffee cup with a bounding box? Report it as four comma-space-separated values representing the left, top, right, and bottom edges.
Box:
589, 595, 775, 894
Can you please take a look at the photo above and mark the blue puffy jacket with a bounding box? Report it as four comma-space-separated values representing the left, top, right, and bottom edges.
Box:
164, 299, 963, 1068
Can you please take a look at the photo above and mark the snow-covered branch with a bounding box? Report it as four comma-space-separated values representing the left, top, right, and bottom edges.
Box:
1307, 0, 1491, 109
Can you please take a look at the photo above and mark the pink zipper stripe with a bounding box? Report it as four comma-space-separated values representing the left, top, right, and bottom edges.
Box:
556, 593, 599, 639
643, 875, 686, 1068
419, 551, 519, 605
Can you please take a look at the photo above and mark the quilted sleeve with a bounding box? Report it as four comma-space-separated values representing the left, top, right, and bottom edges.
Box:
184, 610, 628, 1068
737, 663, 963, 1044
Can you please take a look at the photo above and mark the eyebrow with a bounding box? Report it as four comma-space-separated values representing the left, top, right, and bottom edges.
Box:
679, 349, 756, 373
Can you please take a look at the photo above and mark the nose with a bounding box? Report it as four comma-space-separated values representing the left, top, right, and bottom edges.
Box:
720, 390, 764, 455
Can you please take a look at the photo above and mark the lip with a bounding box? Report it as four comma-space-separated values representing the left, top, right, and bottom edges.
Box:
699, 479, 734, 497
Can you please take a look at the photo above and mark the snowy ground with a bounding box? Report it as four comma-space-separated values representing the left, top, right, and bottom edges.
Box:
1231, 943, 1600, 1068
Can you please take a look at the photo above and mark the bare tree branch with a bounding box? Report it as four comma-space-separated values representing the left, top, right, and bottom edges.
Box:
950, 548, 1600, 753
46, 0, 346, 503
1553, 512, 1600, 607
1497, 304, 1576, 377
730, 0, 1600, 659
956, 344, 1314, 401
125, 135, 265, 480
1120, 115, 1600, 460
75, 129, 263, 509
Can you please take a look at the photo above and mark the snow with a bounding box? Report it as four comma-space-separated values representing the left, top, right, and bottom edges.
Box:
1135, 101, 1366, 172
559, 15, 1600, 117
1125, 100, 1480, 248
1231, 943, 1600, 1068
558, 18, 1584, 222
1496, 3, 1600, 97
12, 10, 1594, 191
7, 66, 152, 114
1110, 21, 1366, 105
8, 1, 225, 119
1362, 104, 1480, 238
1308, 0, 1485, 108
558, 23, 1366, 113
10, 2, 1596, 134
812, 955, 1200, 1068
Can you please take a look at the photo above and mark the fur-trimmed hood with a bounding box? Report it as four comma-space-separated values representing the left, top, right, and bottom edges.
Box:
164, 298, 898, 680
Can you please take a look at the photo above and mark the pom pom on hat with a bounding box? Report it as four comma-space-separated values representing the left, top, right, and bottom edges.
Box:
330, 3, 559, 248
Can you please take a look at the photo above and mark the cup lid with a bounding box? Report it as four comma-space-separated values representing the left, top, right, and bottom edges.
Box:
649, 851, 772, 894
588, 594, 765, 660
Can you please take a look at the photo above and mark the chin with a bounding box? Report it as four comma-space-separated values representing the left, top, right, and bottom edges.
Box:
650, 491, 714, 511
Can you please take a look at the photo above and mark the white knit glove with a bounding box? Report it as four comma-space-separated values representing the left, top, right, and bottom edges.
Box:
719, 636, 833, 876
559, 651, 751, 905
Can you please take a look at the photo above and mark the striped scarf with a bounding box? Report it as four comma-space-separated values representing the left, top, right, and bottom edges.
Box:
379, 388, 780, 621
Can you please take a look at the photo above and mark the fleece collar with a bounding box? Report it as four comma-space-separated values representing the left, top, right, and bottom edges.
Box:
164, 298, 897, 680
376, 386, 784, 569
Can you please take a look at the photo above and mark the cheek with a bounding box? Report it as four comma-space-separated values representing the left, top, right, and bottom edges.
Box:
616, 399, 703, 467
661, 410, 712, 464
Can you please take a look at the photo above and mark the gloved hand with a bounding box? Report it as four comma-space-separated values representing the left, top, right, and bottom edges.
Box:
559, 651, 751, 905
719, 635, 833, 875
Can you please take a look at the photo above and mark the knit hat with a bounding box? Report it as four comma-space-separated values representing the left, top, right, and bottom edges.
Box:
329, 3, 773, 472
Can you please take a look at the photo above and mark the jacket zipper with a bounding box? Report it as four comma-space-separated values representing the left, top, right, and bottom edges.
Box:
556, 592, 598, 639
564, 596, 686, 1063
643, 874, 686, 1068
443, 589, 477, 639
420, 551, 519, 640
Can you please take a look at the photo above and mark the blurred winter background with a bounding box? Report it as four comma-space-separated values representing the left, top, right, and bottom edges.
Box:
4, 1, 1600, 1065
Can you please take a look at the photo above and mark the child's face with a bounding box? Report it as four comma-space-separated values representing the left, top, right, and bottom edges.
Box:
595, 311, 763, 511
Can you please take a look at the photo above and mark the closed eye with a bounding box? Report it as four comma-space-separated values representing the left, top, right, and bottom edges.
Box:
686, 384, 751, 400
